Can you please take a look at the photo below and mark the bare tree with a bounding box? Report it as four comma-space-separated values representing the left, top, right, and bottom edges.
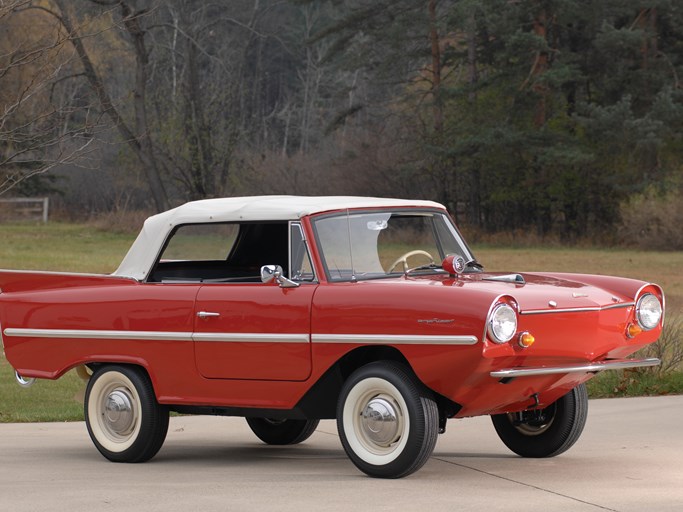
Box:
50, 0, 170, 211
0, 1, 100, 195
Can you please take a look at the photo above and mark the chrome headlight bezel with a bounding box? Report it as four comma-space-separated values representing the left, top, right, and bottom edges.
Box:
636, 293, 662, 331
487, 303, 518, 344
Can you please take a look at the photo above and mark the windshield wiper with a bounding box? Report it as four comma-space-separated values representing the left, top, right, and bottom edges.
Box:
404, 263, 448, 276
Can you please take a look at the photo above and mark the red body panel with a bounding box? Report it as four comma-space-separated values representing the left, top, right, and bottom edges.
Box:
194, 283, 315, 381
0, 217, 664, 420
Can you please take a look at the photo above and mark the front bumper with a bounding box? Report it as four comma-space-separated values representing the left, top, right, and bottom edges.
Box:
490, 357, 660, 379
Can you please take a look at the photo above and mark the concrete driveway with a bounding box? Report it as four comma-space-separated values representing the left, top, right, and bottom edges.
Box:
1, 395, 681, 512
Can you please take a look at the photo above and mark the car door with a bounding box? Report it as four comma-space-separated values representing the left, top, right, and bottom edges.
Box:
193, 221, 317, 381
193, 283, 315, 380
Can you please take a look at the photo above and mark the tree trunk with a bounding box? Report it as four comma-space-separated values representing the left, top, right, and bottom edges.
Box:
53, 0, 170, 211
466, 11, 478, 103
428, 0, 443, 134
638, 8, 658, 70
532, 8, 548, 128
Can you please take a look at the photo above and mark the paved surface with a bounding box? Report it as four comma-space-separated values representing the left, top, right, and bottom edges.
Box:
0, 395, 681, 512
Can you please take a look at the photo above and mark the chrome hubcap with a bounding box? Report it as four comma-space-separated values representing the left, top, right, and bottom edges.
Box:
360, 396, 400, 446
103, 388, 135, 437
508, 405, 556, 436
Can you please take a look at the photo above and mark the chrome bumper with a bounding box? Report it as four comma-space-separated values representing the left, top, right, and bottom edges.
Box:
490, 357, 661, 379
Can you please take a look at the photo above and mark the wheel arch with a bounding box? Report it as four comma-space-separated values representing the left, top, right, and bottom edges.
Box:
296, 345, 460, 420
84, 359, 160, 399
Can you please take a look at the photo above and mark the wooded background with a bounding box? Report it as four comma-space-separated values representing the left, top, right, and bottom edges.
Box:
1, 0, 682, 246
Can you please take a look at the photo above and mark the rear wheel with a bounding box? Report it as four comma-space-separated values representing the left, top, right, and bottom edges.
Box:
337, 361, 438, 478
246, 417, 319, 445
491, 384, 588, 458
85, 365, 169, 463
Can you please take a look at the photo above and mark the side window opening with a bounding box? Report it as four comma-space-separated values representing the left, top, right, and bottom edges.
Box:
227, 223, 289, 275
148, 222, 289, 283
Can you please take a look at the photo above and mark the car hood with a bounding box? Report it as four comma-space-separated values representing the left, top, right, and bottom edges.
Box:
400, 271, 641, 313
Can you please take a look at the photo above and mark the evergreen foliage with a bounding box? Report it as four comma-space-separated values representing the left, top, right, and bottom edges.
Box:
0, 0, 681, 241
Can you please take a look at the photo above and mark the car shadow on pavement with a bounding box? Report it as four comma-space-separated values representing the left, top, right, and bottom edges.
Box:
154, 442, 348, 465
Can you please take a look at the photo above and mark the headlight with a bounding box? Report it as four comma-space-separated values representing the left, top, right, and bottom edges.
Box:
636, 293, 662, 330
488, 303, 517, 343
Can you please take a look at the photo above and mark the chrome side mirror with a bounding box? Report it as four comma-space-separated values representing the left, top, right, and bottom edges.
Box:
260, 265, 300, 288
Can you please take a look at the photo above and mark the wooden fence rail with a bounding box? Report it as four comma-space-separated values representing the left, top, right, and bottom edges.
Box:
0, 198, 50, 223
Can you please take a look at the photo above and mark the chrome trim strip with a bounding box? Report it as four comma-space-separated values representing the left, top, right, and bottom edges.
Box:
521, 302, 634, 315
192, 333, 309, 343
3, 328, 193, 341
601, 302, 636, 310
312, 334, 479, 345
4, 328, 477, 346
490, 358, 660, 378
3, 328, 309, 344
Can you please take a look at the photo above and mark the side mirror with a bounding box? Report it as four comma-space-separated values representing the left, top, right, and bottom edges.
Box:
260, 265, 300, 288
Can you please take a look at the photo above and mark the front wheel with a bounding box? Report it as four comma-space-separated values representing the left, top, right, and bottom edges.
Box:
246, 417, 319, 445
491, 383, 588, 458
85, 365, 169, 463
337, 361, 438, 478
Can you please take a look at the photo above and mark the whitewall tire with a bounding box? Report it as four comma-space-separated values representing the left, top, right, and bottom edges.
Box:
85, 365, 169, 463
337, 361, 438, 478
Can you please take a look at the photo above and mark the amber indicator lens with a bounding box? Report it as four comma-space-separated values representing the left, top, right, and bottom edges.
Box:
627, 323, 643, 338
518, 332, 535, 348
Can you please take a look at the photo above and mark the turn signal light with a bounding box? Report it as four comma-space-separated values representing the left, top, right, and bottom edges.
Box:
518, 332, 535, 348
627, 323, 643, 338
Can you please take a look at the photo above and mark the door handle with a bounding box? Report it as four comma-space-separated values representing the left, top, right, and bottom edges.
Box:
197, 311, 220, 318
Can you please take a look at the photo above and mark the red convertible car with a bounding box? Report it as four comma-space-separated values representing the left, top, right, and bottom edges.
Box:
0, 196, 663, 478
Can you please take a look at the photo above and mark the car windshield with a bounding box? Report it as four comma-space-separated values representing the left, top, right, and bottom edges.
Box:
312, 210, 475, 282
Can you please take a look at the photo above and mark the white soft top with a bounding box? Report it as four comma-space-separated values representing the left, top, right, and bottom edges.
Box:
113, 195, 444, 280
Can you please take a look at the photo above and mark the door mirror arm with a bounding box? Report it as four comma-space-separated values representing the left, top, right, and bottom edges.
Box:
260, 265, 300, 288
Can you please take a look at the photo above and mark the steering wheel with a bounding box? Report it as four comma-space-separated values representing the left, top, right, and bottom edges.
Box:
388, 250, 435, 273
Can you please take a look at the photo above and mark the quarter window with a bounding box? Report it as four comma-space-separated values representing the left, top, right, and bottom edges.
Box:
290, 223, 315, 282
161, 224, 239, 261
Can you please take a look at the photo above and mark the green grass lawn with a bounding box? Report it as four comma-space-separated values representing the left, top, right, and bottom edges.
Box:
0, 222, 135, 273
0, 221, 680, 422
0, 358, 84, 422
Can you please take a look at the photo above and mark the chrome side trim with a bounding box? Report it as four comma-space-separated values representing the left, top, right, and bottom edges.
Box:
2, 328, 309, 344
490, 358, 660, 378
3, 328, 478, 346
520, 302, 634, 315
3, 328, 193, 341
312, 334, 479, 345
192, 333, 309, 343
